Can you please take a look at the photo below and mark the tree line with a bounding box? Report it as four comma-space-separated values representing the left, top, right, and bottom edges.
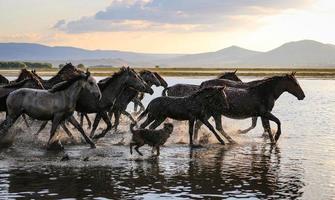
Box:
0, 61, 52, 69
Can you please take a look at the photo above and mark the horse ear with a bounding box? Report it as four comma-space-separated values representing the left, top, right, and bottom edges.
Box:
234, 69, 237, 74
292, 71, 296, 76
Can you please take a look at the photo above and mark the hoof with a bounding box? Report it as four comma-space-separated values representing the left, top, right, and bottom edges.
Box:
83, 156, 89, 161
90, 143, 96, 149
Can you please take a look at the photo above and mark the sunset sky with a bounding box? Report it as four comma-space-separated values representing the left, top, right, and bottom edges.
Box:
0, 0, 334, 53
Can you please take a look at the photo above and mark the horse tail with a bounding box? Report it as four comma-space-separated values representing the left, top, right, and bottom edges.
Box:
137, 108, 148, 122
161, 87, 169, 96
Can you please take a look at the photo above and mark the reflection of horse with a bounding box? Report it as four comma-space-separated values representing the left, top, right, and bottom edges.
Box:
138, 87, 229, 146
195, 73, 305, 143
0, 71, 101, 149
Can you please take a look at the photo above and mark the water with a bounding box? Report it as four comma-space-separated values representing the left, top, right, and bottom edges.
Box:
0, 77, 335, 199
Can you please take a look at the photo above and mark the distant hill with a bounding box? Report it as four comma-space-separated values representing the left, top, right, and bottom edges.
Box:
0, 40, 335, 67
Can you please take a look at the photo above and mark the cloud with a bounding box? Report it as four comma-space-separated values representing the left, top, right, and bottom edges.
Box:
55, 0, 312, 33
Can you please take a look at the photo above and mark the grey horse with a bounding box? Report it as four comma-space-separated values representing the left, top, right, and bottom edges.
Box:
0, 70, 101, 149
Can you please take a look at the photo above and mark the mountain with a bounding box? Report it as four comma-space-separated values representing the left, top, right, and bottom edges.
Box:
245, 40, 335, 67
0, 43, 182, 66
0, 40, 335, 67
158, 46, 261, 67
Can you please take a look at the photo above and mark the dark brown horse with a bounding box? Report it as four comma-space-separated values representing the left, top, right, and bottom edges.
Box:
195, 73, 305, 143
137, 87, 230, 146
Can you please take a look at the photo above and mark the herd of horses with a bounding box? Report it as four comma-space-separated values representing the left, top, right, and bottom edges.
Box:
0, 63, 305, 150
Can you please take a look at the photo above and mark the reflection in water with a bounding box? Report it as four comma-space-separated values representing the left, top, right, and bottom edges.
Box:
0, 143, 304, 199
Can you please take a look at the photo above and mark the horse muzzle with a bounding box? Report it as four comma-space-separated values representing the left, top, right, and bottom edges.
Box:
146, 88, 154, 95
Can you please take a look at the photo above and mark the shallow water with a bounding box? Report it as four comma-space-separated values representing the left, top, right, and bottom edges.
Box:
0, 76, 335, 199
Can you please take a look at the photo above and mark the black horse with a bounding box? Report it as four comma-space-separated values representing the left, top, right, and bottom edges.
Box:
161, 71, 240, 97
76, 67, 153, 139
137, 87, 229, 146
109, 70, 161, 131
195, 73, 305, 143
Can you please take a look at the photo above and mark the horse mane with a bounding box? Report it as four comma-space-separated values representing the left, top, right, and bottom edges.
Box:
248, 75, 285, 89
2, 79, 29, 88
98, 68, 126, 90
189, 86, 219, 98
48, 75, 84, 93
139, 70, 150, 76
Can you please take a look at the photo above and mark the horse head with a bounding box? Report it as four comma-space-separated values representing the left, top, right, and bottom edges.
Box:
123, 67, 154, 95
153, 72, 168, 88
285, 72, 305, 100
217, 70, 242, 82
139, 70, 161, 87
81, 69, 101, 100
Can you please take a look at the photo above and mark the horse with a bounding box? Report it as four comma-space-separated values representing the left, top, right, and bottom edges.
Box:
0, 70, 101, 149
194, 73, 305, 144
0, 74, 9, 85
161, 70, 239, 97
75, 67, 154, 139
137, 87, 230, 146
133, 71, 168, 112
109, 70, 161, 131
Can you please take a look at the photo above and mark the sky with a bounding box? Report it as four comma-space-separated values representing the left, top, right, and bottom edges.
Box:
0, 0, 334, 53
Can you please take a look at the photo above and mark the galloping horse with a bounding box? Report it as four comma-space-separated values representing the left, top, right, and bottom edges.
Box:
195, 73, 305, 143
110, 70, 161, 131
0, 71, 101, 149
137, 87, 230, 146
75, 67, 153, 139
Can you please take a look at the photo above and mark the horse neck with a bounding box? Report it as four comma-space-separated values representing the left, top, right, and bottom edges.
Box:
47, 75, 63, 87
57, 81, 84, 106
100, 74, 127, 107
257, 77, 287, 100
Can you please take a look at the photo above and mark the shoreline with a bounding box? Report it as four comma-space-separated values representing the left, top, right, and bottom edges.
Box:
0, 67, 335, 78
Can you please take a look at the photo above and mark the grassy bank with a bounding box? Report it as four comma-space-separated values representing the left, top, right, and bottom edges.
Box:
1, 67, 335, 78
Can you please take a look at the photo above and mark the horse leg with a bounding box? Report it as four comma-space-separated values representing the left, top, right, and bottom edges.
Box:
261, 117, 274, 143
60, 122, 76, 142
93, 112, 112, 140
188, 119, 195, 146
239, 117, 258, 134
113, 110, 120, 131
149, 117, 166, 129
22, 114, 30, 128
79, 113, 84, 127
84, 114, 92, 129
35, 121, 48, 136
68, 116, 96, 148
90, 114, 102, 138
193, 120, 203, 142
213, 115, 236, 144
199, 118, 225, 145
122, 110, 136, 123
48, 114, 63, 149
262, 113, 281, 142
